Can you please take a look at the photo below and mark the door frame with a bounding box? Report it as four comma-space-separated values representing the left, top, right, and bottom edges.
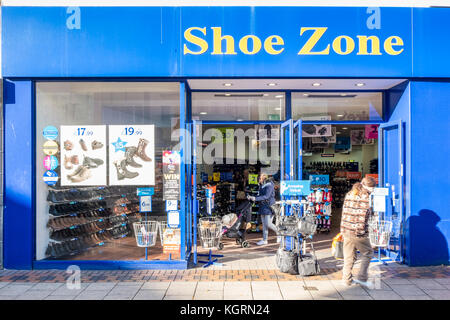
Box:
378, 119, 405, 263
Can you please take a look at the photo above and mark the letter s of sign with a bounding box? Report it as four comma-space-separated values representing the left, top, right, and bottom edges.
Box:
184, 27, 208, 55
366, 7, 381, 30
298, 27, 330, 55
66, 7, 81, 30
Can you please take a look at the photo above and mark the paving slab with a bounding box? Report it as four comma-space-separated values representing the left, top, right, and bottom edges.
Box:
75, 290, 110, 300
194, 291, 224, 300
0, 284, 37, 295
389, 284, 426, 296
103, 294, 136, 300
408, 279, 446, 290
166, 282, 198, 296
84, 283, 117, 291
15, 290, 53, 300
141, 282, 171, 290
29, 283, 64, 290
44, 295, 75, 300
368, 290, 403, 300
343, 295, 373, 300
422, 289, 450, 300
163, 295, 194, 300
196, 281, 224, 291
400, 295, 432, 300
133, 290, 166, 300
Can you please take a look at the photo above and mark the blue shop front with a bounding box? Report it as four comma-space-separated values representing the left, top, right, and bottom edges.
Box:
2, 6, 449, 270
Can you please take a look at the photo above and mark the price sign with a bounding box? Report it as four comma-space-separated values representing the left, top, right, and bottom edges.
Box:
168, 210, 180, 228
309, 174, 329, 186
139, 195, 152, 212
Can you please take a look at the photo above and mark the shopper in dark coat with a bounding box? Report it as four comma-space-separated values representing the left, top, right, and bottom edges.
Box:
247, 173, 279, 245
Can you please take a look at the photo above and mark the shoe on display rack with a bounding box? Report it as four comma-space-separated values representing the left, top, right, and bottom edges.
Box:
79, 139, 88, 151
83, 156, 104, 168
91, 140, 104, 150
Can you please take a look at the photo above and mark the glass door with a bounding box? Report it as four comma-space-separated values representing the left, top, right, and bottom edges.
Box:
293, 119, 303, 180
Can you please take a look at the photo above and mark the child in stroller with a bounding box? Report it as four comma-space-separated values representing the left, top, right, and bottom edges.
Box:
219, 200, 253, 249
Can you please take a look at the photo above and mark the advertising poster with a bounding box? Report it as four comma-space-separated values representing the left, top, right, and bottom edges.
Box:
312, 127, 336, 143
163, 150, 181, 200
302, 116, 332, 137
109, 125, 155, 186
60, 125, 107, 186
365, 124, 379, 139
335, 136, 351, 152
163, 228, 181, 255
351, 129, 375, 145
255, 124, 280, 141
350, 129, 365, 145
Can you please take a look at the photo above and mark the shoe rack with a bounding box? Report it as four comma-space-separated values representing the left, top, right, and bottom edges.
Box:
45, 186, 142, 258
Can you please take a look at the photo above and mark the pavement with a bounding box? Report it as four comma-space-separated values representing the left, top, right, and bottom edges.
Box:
0, 252, 448, 300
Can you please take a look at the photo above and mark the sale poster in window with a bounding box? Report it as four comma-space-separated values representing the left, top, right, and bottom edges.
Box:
109, 125, 155, 186
60, 125, 107, 186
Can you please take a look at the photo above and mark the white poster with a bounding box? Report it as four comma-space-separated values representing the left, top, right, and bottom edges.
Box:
60, 125, 107, 186
312, 127, 337, 143
302, 116, 332, 137
109, 125, 155, 186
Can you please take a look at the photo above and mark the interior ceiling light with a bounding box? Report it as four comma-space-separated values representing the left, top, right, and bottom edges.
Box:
337, 114, 344, 117
237, 118, 244, 121
224, 93, 231, 96
200, 112, 207, 115
267, 83, 277, 86
340, 93, 347, 96
343, 127, 348, 130
303, 93, 309, 96
274, 107, 282, 111
355, 83, 365, 87
312, 83, 322, 87
223, 83, 233, 87
336, 132, 342, 134
263, 93, 269, 97
275, 95, 284, 98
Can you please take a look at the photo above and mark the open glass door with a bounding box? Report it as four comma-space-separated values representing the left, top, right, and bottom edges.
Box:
379, 119, 405, 263
190, 120, 200, 264
280, 119, 294, 182
280, 120, 294, 250
293, 120, 303, 180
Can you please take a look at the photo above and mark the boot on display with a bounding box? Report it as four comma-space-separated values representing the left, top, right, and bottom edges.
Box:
125, 146, 143, 168
136, 138, 152, 162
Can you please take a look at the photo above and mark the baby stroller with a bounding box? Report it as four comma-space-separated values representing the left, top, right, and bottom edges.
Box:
219, 200, 253, 249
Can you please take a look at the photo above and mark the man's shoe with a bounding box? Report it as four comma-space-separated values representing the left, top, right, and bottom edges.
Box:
256, 240, 268, 246
353, 279, 375, 289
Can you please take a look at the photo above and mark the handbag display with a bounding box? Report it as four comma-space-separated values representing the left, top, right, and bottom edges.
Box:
276, 215, 299, 236
297, 242, 321, 276
297, 214, 317, 237
276, 247, 298, 275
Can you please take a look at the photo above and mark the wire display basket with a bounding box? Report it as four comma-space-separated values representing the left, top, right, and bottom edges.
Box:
368, 219, 393, 247
158, 221, 168, 245
133, 221, 158, 247
198, 217, 223, 249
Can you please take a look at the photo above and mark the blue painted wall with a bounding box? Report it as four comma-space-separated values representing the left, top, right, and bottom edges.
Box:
406, 82, 450, 266
3, 80, 34, 269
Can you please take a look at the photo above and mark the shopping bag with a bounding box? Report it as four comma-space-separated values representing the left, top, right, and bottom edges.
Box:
297, 242, 320, 276
297, 214, 317, 236
331, 233, 344, 260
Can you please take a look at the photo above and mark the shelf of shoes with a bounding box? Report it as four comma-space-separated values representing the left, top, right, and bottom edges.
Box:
305, 187, 333, 234
245, 184, 262, 233
45, 186, 142, 258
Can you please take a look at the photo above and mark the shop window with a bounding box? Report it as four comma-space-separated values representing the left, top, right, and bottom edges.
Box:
36, 82, 181, 261
192, 92, 285, 121
292, 92, 383, 121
